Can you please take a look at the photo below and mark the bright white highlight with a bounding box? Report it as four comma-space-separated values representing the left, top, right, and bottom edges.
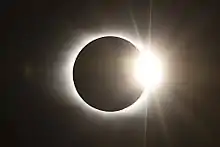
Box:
134, 50, 163, 90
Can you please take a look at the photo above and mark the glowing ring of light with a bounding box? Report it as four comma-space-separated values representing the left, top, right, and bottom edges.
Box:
60, 31, 150, 117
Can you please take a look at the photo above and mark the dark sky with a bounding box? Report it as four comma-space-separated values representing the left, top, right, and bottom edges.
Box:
3, 0, 220, 147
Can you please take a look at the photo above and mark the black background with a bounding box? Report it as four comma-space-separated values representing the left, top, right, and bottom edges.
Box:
3, 0, 220, 147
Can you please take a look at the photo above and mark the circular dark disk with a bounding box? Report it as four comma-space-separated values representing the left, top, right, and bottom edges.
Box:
73, 36, 144, 111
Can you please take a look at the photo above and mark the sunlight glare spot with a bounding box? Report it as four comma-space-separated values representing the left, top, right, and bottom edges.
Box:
134, 50, 163, 90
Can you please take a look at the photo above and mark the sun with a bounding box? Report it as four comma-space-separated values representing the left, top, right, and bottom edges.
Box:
133, 49, 163, 90
57, 31, 164, 116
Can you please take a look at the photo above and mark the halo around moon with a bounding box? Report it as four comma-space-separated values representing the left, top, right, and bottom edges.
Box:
56, 32, 152, 117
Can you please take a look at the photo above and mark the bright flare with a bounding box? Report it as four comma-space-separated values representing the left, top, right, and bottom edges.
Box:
134, 50, 163, 90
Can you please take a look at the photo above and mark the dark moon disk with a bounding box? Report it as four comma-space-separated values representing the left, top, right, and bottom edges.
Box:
73, 36, 144, 111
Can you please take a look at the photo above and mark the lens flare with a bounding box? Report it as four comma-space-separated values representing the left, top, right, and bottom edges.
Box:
134, 50, 163, 90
